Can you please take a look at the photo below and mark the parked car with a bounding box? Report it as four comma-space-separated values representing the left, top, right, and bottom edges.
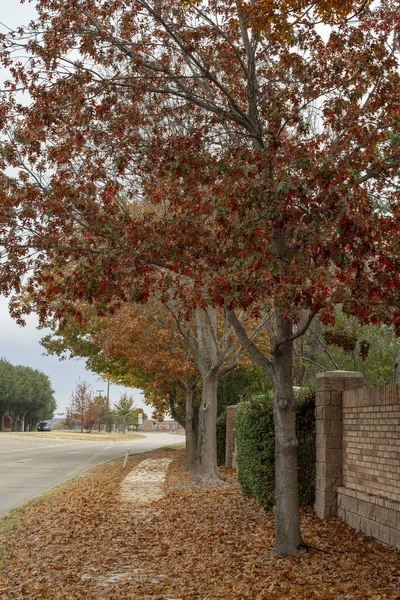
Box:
37, 422, 52, 432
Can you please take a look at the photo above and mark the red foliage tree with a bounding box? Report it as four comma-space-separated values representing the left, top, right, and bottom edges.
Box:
68, 380, 96, 433
0, 0, 399, 554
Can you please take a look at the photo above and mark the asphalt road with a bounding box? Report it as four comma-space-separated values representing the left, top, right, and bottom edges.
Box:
0, 432, 184, 517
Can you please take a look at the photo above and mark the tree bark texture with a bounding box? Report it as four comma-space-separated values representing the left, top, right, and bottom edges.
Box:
192, 307, 222, 483
194, 368, 220, 482
271, 316, 303, 555
227, 307, 304, 555
185, 383, 199, 471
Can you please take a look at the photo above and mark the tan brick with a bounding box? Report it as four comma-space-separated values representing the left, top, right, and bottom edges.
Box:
323, 434, 342, 449
315, 490, 337, 508
389, 528, 400, 549
322, 462, 342, 479
314, 503, 332, 519
376, 506, 398, 528
360, 516, 380, 539
317, 376, 345, 392
316, 420, 330, 434
344, 511, 361, 531
316, 446, 341, 463
330, 391, 343, 405
340, 494, 358, 514
315, 475, 332, 493
330, 420, 342, 434
378, 524, 391, 545
358, 499, 377, 521
317, 405, 342, 420
315, 391, 334, 406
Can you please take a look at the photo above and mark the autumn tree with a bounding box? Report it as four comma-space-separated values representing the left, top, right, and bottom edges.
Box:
40, 298, 203, 468
95, 301, 206, 468
68, 380, 95, 433
0, 0, 399, 555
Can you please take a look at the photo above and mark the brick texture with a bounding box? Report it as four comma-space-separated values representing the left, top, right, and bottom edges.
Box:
314, 371, 364, 518
337, 487, 400, 550
342, 384, 400, 503
315, 373, 400, 550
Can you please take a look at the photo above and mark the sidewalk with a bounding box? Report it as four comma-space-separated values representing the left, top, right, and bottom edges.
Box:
0, 447, 399, 599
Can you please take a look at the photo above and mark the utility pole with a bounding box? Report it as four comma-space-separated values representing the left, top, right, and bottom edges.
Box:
96, 390, 104, 432
106, 379, 110, 433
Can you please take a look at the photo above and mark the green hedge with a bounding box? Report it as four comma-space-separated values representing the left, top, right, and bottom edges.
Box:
216, 412, 227, 466
236, 391, 315, 510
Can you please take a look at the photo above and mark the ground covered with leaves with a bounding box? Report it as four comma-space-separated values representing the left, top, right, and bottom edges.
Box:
0, 447, 399, 599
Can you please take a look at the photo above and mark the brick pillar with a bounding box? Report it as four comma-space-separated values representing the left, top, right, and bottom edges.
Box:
315, 371, 363, 518
225, 405, 238, 468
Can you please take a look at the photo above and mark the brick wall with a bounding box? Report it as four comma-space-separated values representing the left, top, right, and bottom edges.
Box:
315, 372, 400, 549
342, 384, 400, 502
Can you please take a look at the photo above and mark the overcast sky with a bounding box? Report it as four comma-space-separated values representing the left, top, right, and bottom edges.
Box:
0, 2, 148, 416
0, 296, 147, 415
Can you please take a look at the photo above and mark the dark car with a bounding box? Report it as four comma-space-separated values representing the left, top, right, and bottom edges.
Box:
37, 422, 52, 432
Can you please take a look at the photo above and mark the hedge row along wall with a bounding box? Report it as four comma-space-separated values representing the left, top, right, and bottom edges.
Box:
232, 392, 316, 511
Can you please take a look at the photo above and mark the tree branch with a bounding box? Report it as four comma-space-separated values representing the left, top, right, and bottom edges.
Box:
226, 309, 274, 376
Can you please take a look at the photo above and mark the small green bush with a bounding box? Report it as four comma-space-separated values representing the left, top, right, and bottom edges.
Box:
216, 412, 227, 466
296, 391, 316, 507
236, 390, 315, 511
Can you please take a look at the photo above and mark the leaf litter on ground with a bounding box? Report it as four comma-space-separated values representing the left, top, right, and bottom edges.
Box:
0, 447, 398, 600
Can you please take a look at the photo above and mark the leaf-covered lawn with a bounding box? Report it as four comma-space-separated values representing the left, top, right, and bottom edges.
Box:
0, 448, 398, 599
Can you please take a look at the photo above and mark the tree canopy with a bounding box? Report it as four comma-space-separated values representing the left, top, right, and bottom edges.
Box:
0, 0, 399, 555
0, 358, 56, 430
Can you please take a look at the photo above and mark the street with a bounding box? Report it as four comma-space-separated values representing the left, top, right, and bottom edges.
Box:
0, 432, 184, 517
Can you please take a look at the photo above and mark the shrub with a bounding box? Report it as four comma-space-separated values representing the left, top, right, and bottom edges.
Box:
216, 412, 227, 466
236, 390, 315, 511
296, 391, 316, 507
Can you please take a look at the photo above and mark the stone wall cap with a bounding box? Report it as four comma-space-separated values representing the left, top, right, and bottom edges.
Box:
316, 371, 364, 378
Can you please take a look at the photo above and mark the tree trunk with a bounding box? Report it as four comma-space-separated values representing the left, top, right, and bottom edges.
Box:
20, 412, 27, 432
185, 383, 199, 471
193, 368, 221, 483
226, 307, 304, 555
12, 414, 18, 431
271, 315, 303, 556
191, 307, 222, 484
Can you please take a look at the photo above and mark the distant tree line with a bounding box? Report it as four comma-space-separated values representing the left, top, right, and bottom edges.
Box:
65, 380, 145, 433
0, 358, 56, 431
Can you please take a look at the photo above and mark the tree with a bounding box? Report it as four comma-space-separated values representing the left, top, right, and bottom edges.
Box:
0, 359, 56, 430
114, 392, 136, 432
0, 0, 399, 555
293, 313, 400, 388
217, 363, 271, 417
40, 298, 203, 468
68, 380, 94, 433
